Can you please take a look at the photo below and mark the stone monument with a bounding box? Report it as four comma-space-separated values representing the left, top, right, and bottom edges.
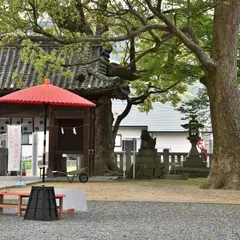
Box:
181, 115, 206, 168
171, 115, 210, 178
128, 130, 164, 179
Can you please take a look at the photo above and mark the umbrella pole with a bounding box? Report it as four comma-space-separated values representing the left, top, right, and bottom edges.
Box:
42, 105, 48, 183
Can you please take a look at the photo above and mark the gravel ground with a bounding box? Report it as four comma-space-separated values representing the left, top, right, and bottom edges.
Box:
0, 201, 240, 240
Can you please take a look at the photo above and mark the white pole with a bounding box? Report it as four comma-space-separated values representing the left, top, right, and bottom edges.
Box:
133, 138, 136, 180
15, 125, 26, 187
32, 132, 38, 176
123, 153, 126, 180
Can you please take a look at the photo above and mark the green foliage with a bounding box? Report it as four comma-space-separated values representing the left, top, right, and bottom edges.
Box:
18, 39, 74, 83
122, 0, 214, 112
0, 0, 215, 113
131, 39, 201, 112
176, 87, 211, 130
22, 161, 32, 170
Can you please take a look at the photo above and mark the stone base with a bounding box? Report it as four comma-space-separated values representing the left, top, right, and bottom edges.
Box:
182, 156, 207, 168
128, 163, 165, 179
136, 154, 160, 164
138, 149, 158, 156
127, 149, 165, 179
170, 166, 210, 178
164, 174, 189, 180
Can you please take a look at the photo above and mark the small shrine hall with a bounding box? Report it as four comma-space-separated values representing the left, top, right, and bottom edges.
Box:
0, 37, 128, 176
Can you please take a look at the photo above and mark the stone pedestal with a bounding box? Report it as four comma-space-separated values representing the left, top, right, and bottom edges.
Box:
182, 156, 207, 168
178, 116, 208, 178
24, 186, 59, 221
170, 166, 210, 178
128, 149, 165, 179
181, 136, 207, 168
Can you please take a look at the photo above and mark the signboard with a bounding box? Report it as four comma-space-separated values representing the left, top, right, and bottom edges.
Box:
55, 189, 88, 212
7, 125, 21, 171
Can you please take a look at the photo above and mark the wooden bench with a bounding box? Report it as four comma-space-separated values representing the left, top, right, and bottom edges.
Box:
0, 191, 66, 219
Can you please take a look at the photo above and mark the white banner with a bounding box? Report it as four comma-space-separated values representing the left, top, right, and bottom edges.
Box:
7, 125, 21, 171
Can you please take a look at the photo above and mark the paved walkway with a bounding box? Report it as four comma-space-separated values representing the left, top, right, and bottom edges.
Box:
0, 176, 41, 189
0, 175, 118, 189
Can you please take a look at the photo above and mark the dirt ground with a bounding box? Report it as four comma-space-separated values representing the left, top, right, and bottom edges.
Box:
4, 179, 240, 203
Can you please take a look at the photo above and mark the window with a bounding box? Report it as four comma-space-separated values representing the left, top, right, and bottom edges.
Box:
22, 134, 32, 145
122, 139, 137, 151
115, 134, 122, 147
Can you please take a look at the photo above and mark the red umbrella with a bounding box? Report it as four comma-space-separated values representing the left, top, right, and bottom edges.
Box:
0, 78, 95, 183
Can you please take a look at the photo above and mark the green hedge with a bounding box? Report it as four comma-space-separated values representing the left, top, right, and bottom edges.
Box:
22, 161, 32, 170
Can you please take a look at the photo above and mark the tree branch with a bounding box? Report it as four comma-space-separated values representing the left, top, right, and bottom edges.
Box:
144, 0, 216, 72
75, 0, 94, 35
112, 99, 133, 141
126, 0, 162, 43
112, 80, 182, 141
157, 0, 163, 11
32, 24, 169, 45
131, 80, 181, 104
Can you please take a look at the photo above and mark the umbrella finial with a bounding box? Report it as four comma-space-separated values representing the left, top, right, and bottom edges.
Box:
44, 78, 51, 84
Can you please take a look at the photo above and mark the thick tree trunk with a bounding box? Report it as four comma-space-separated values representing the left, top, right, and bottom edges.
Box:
94, 98, 119, 175
201, 0, 240, 189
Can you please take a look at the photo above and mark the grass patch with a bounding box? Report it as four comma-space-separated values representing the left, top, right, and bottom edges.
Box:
114, 178, 205, 186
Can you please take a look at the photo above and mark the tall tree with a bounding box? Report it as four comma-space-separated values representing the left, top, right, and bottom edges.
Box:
0, 0, 192, 176
0, 0, 240, 188
95, 80, 183, 176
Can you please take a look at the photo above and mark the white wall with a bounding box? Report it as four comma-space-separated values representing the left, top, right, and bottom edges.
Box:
152, 132, 191, 152
114, 127, 145, 152
22, 131, 49, 158
114, 127, 192, 153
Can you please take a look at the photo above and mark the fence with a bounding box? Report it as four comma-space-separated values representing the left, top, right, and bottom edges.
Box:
114, 149, 213, 174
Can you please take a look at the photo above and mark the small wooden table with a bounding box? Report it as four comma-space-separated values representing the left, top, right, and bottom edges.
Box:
0, 191, 66, 219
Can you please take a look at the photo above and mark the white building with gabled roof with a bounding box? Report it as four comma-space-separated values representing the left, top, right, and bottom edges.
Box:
112, 100, 213, 153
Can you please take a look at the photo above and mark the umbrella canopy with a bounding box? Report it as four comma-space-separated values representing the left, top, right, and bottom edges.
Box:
0, 78, 96, 107
0, 78, 95, 184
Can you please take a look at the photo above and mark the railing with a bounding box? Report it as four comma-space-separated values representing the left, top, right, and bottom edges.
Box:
114, 149, 213, 174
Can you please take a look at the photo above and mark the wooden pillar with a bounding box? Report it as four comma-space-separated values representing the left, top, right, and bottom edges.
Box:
83, 108, 90, 174
88, 108, 96, 177
88, 108, 92, 177
48, 107, 66, 176
91, 108, 96, 176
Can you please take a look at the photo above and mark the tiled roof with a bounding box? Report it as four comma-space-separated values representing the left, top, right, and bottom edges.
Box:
0, 37, 122, 95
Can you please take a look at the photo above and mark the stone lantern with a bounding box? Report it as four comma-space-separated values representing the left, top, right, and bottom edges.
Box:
181, 115, 206, 168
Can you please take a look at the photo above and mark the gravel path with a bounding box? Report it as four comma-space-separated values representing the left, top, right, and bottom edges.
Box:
0, 201, 240, 240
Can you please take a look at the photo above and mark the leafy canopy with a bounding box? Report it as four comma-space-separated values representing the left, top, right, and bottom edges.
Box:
0, 0, 214, 110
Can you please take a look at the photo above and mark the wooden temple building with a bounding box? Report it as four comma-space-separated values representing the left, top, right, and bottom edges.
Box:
0, 37, 129, 176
